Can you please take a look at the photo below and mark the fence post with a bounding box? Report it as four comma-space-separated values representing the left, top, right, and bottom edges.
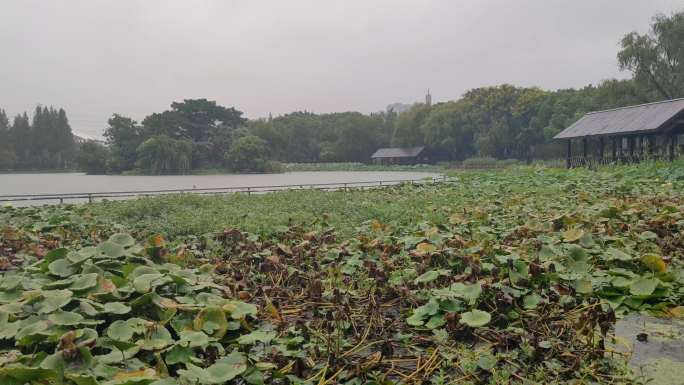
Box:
59, 197, 63, 204
247, 187, 251, 196
88, 194, 92, 203
343, 183, 347, 192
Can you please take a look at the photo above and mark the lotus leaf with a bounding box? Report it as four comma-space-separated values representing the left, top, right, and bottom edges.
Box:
223, 300, 257, 319
109, 233, 135, 247
97, 241, 125, 258
630, 277, 659, 296
178, 352, 247, 384
237, 330, 276, 345
460, 309, 491, 327
194, 307, 229, 338
179, 330, 211, 348
48, 259, 76, 277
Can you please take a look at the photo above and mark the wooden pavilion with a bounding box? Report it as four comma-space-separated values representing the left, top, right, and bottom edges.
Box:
554, 98, 684, 168
370, 146, 427, 165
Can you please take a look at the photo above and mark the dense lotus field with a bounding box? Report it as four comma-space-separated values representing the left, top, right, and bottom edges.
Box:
1, 161, 684, 384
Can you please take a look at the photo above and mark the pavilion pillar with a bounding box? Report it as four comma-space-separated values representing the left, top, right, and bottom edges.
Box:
611, 138, 617, 162
599, 137, 605, 161
670, 135, 677, 161
566, 139, 572, 169
582, 137, 588, 164
618, 137, 624, 162
628, 136, 635, 161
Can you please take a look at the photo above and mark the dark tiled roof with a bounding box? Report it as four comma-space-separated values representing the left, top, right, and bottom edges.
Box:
370, 146, 425, 158
554, 98, 684, 139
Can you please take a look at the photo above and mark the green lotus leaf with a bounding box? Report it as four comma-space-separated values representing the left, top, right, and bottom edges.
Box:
477, 353, 497, 371
574, 279, 593, 294
165, 345, 195, 365
630, 277, 659, 296
433, 282, 482, 304
425, 314, 446, 329
0, 275, 24, 291
136, 325, 174, 350
48, 310, 85, 325
194, 307, 228, 338
460, 309, 491, 328
65, 373, 99, 385
237, 330, 276, 345
70, 273, 99, 291
0, 311, 20, 339
97, 241, 125, 258
95, 343, 139, 364
43, 248, 68, 264
109, 233, 135, 248
48, 259, 76, 278
605, 248, 632, 261
414, 270, 446, 284
178, 351, 246, 384
223, 300, 257, 320
523, 293, 542, 309
103, 302, 132, 315
108, 320, 135, 341
406, 312, 425, 326
0, 366, 58, 383
178, 330, 211, 348
67, 247, 97, 264
16, 320, 50, 345
133, 273, 165, 293
39, 289, 73, 314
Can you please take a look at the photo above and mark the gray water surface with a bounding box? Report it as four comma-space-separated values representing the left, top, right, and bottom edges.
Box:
1, 171, 439, 205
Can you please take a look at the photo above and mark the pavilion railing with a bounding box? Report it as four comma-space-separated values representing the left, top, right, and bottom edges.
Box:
567, 153, 674, 169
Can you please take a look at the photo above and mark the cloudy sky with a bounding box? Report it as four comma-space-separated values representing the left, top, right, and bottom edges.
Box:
1, 1, 682, 138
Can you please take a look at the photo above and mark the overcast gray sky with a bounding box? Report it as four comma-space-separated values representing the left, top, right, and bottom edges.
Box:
1, 0, 682, 138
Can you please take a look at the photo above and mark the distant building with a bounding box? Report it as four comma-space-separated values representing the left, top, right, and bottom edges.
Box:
73, 134, 106, 146
425, 89, 432, 106
370, 146, 427, 165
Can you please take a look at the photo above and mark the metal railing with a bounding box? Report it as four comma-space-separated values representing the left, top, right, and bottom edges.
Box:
0, 176, 446, 205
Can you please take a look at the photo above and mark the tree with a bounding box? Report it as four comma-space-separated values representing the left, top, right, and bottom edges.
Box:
141, 99, 247, 168
76, 141, 109, 174
391, 103, 431, 147
420, 101, 476, 161
224, 135, 271, 172
8, 113, 30, 168
0, 109, 13, 169
618, 11, 684, 100
136, 135, 192, 174
105, 114, 143, 172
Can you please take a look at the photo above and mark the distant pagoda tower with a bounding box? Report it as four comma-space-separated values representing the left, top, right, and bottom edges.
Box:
425, 89, 432, 106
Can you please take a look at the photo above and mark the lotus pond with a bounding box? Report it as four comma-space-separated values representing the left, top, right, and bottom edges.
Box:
1, 161, 684, 384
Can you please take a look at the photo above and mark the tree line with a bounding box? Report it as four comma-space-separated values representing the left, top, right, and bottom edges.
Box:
0, 106, 75, 170
2, 10, 682, 174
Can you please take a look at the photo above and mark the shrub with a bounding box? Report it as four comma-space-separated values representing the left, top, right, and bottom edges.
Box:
461, 157, 497, 169
224, 135, 276, 173
136, 135, 193, 174
76, 141, 109, 174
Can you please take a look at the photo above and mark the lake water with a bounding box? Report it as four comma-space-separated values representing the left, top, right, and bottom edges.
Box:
0, 171, 440, 206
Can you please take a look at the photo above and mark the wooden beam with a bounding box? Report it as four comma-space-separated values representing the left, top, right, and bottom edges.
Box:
599, 137, 605, 160
566, 140, 571, 169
